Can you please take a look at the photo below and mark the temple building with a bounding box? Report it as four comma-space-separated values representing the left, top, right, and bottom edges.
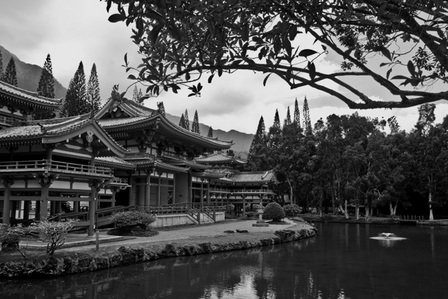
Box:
0, 80, 277, 231
195, 152, 277, 216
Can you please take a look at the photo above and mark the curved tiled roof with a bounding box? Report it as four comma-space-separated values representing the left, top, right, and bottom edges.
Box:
95, 156, 135, 170
0, 81, 62, 109
222, 170, 277, 184
98, 100, 232, 150
95, 97, 157, 119
196, 152, 246, 164
0, 114, 129, 156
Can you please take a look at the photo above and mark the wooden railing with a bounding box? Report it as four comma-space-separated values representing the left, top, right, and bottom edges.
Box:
146, 203, 225, 224
0, 159, 113, 176
0, 115, 14, 126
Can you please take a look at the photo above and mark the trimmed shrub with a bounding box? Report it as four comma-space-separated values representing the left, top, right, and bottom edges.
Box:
0, 225, 21, 252
111, 211, 156, 230
225, 204, 235, 212
283, 204, 301, 217
262, 202, 285, 222
34, 220, 74, 256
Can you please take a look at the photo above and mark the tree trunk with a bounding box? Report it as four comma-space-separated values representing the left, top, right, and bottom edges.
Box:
428, 191, 434, 221
355, 203, 360, 220
389, 202, 397, 216
286, 178, 294, 204
365, 204, 370, 219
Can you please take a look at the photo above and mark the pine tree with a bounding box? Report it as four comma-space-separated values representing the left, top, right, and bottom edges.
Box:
248, 116, 268, 170
179, 113, 186, 129
37, 54, 55, 98
4, 57, 18, 86
250, 116, 266, 151
87, 63, 101, 115
273, 109, 281, 129
0, 49, 4, 81
191, 110, 200, 134
207, 126, 213, 138
293, 98, 301, 128
284, 106, 292, 127
132, 85, 139, 102
302, 97, 312, 135
184, 109, 190, 130
137, 89, 143, 103
61, 61, 88, 117
157, 101, 166, 116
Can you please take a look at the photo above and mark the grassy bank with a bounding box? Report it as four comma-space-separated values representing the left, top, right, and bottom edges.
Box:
0, 222, 316, 278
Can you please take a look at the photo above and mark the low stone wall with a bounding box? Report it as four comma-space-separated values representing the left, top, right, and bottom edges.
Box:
150, 212, 226, 227
0, 226, 316, 278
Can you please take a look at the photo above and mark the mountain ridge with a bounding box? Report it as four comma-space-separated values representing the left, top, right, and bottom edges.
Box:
0, 45, 67, 98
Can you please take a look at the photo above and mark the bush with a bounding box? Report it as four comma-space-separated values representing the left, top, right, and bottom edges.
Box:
33, 220, 74, 256
225, 204, 235, 212
283, 204, 301, 217
0, 225, 21, 252
262, 202, 285, 222
111, 211, 156, 230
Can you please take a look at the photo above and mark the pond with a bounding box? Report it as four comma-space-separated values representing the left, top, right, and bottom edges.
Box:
1, 223, 447, 299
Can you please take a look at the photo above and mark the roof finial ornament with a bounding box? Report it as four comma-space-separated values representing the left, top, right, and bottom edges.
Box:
37, 122, 47, 134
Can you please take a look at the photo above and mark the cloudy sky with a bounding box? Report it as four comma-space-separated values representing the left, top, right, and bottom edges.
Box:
1, 0, 448, 134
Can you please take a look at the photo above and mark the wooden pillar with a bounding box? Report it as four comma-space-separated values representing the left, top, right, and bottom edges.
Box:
242, 195, 246, 217
157, 172, 162, 207
111, 188, 117, 207
40, 184, 50, 220
88, 180, 101, 237
129, 176, 136, 207
73, 201, 79, 212
145, 171, 151, 209
23, 201, 30, 221
2, 177, 13, 224
35, 201, 41, 220
200, 179, 204, 210
207, 180, 210, 205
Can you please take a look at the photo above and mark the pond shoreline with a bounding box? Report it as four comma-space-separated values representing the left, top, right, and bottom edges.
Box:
0, 221, 316, 279
301, 214, 448, 226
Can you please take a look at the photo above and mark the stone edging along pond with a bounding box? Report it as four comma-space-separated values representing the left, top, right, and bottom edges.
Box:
0, 226, 316, 279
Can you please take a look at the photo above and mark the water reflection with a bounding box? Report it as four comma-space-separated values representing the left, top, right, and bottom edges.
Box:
1, 224, 447, 299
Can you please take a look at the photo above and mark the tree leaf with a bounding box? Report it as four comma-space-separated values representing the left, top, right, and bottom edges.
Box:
379, 47, 392, 60
386, 68, 392, 80
298, 49, 318, 57
108, 14, 126, 23
407, 60, 416, 77
263, 74, 271, 86
308, 61, 316, 80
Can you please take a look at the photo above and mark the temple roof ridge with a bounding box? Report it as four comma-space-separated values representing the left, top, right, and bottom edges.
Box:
0, 80, 63, 106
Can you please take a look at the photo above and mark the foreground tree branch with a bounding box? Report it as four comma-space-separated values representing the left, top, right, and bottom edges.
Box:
102, 0, 448, 109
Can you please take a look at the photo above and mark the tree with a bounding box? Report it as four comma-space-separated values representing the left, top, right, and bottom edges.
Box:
293, 98, 301, 129
3, 57, 18, 86
37, 54, 55, 98
179, 113, 186, 129
248, 116, 268, 170
87, 63, 101, 115
302, 97, 312, 135
284, 106, 292, 127
132, 85, 139, 102
184, 109, 190, 131
104, 0, 448, 109
61, 61, 88, 117
191, 110, 200, 134
207, 126, 213, 138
